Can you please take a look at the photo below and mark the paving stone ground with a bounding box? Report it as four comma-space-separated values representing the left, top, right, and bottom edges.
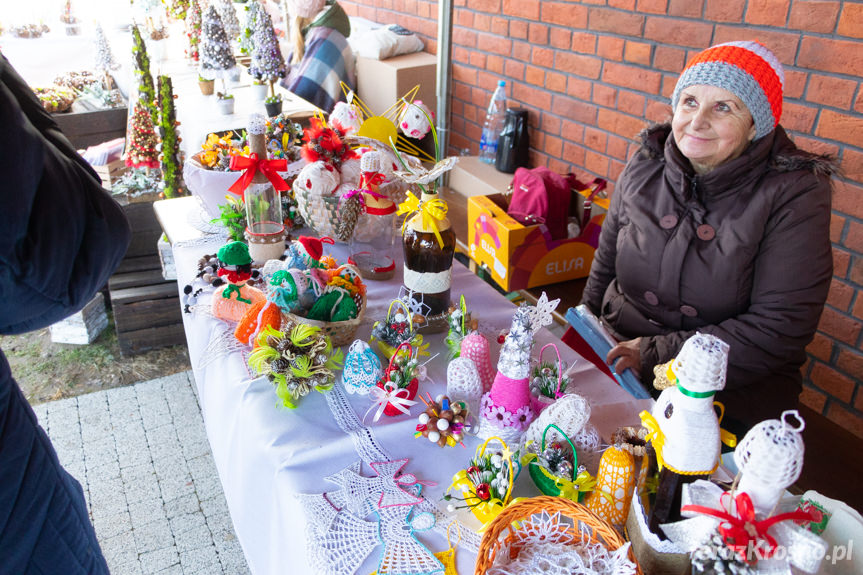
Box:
30, 371, 251, 575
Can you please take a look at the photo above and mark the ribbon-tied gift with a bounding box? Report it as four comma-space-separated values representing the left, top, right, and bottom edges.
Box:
228, 153, 289, 197
366, 382, 418, 423
397, 191, 448, 248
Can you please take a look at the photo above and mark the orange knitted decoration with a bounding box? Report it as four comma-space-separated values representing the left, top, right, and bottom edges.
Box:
235, 300, 283, 346
585, 445, 635, 527
211, 284, 266, 322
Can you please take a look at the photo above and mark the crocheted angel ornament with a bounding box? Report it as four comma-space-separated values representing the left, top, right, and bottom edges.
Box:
477, 305, 536, 444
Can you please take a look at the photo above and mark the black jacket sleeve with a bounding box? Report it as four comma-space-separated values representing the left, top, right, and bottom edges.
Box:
0, 53, 131, 334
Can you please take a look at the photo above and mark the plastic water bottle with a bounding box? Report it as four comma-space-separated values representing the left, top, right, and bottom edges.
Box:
479, 80, 507, 164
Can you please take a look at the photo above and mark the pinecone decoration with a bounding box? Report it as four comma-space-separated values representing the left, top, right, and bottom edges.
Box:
336, 194, 362, 241
691, 532, 755, 575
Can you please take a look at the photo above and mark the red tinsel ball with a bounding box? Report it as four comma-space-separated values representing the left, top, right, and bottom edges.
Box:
475, 483, 491, 501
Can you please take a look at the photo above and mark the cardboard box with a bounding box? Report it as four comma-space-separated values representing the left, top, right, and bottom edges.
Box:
356, 52, 437, 117
467, 187, 609, 292
92, 158, 128, 188
449, 156, 514, 198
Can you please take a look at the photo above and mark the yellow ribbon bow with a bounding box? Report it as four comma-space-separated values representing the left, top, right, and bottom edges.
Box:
639, 410, 668, 471
397, 191, 448, 248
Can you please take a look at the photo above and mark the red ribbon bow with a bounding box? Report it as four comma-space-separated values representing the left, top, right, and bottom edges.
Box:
682, 492, 817, 561
228, 153, 289, 197
359, 171, 386, 190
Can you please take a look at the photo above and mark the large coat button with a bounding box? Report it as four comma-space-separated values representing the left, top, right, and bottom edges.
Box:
696, 224, 716, 241
680, 305, 698, 317
644, 291, 659, 306
660, 214, 678, 229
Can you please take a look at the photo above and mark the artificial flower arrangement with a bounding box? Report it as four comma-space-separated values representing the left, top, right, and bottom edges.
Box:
248, 322, 344, 409
366, 341, 423, 420
415, 394, 470, 448
370, 298, 428, 359
445, 437, 521, 525
444, 295, 477, 359
266, 114, 304, 161
198, 131, 249, 171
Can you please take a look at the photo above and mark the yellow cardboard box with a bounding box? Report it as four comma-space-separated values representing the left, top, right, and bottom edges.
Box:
467, 188, 608, 292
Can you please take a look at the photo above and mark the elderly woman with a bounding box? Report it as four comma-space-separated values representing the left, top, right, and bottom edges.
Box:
581, 41, 834, 434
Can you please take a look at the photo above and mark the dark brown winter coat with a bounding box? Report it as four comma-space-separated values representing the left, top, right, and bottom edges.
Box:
581, 123, 834, 431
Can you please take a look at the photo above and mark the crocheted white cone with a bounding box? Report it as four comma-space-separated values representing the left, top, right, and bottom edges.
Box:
734, 409, 806, 515
651, 332, 729, 473
342, 339, 382, 395
523, 392, 591, 449
446, 357, 482, 416
460, 332, 494, 392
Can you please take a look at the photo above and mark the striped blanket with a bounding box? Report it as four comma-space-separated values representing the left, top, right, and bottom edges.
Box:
282, 26, 355, 114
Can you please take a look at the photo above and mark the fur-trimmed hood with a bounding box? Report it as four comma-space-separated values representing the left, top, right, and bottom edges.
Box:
635, 122, 838, 178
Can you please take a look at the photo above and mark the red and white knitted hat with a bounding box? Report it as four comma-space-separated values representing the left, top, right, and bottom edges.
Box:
297, 236, 334, 262
671, 41, 785, 139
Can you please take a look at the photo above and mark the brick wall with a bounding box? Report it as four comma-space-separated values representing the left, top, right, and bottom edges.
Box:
341, 0, 863, 437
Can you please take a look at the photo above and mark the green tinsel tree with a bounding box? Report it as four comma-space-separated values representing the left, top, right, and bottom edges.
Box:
238, 0, 261, 56
131, 23, 158, 121
125, 101, 160, 170
157, 75, 185, 198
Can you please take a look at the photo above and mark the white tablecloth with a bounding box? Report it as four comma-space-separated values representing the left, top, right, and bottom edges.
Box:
170, 222, 651, 575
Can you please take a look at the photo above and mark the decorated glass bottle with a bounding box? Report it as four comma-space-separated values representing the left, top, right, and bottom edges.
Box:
402, 192, 455, 332
243, 114, 285, 262
349, 151, 397, 280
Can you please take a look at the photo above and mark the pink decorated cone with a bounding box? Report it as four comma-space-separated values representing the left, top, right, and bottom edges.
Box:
460, 332, 494, 392
477, 306, 535, 443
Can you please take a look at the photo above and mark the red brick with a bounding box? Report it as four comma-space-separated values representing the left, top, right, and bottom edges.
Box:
618, 91, 646, 116
513, 41, 531, 63
505, 60, 526, 81
467, 50, 486, 68
455, 8, 474, 27
508, 19, 527, 39
502, 0, 539, 19
452, 64, 477, 85
646, 99, 673, 124
546, 71, 567, 93
588, 7, 645, 36
609, 159, 627, 181
789, 1, 840, 33
791, 135, 839, 158
825, 403, 863, 439
550, 28, 572, 50
705, 0, 744, 22
783, 70, 808, 100
606, 136, 629, 160
571, 32, 596, 54
597, 108, 647, 139
845, 220, 863, 253
842, 149, 863, 183
491, 16, 509, 37
808, 332, 835, 362
541, 114, 562, 136
853, 294, 863, 320
593, 84, 617, 107
817, 306, 863, 346
713, 26, 800, 64
856, 387, 863, 412
528, 22, 548, 45
654, 46, 686, 72
810, 362, 857, 402
467, 0, 500, 10
602, 62, 663, 94
835, 247, 851, 279
857, 91, 863, 115
584, 150, 610, 177
532, 46, 553, 68
806, 75, 856, 109
561, 121, 586, 143
513, 83, 552, 110
563, 141, 586, 169
838, 3, 863, 39
636, 0, 668, 13
837, 348, 863, 380
644, 17, 713, 49
624, 41, 653, 66
557, 53, 603, 80
568, 77, 593, 101
815, 110, 863, 148
477, 33, 512, 57
827, 279, 855, 312
662, 72, 679, 97
486, 55, 504, 74
584, 127, 608, 153
609, 0, 636, 9
850, 257, 863, 287
799, 384, 828, 412
550, 157, 571, 175
799, 37, 863, 78
598, 36, 625, 61
831, 216, 847, 245
541, 2, 588, 28
525, 65, 544, 87
545, 135, 564, 158
745, 0, 790, 26
781, 102, 818, 133
552, 96, 598, 125
668, 0, 703, 17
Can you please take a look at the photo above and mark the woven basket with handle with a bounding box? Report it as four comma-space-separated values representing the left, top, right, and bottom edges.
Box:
474, 495, 643, 575
284, 290, 365, 348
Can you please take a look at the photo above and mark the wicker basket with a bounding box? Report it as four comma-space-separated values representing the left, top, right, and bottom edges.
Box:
475, 496, 644, 575
293, 180, 358, 242
284, 290, 365, 347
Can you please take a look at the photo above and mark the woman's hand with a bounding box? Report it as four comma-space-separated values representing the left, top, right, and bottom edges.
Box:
607, 338, 642, 376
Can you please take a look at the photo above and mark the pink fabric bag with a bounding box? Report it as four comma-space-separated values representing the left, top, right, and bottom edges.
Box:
506, 167, 580, 240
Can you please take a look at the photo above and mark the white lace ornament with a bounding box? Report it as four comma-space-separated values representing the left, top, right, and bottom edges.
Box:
325, 459, 427, 516
403, 267, 452, 295
343, 340, 383, 395
297, 492, 379, 575
523, 393, 592, 450
375, 503, 444, 575
734, 409, 806, 515
446, 357, 483, 416
460, 332, 494, 393
527, 292, 561, 335
399, 287, 432, 319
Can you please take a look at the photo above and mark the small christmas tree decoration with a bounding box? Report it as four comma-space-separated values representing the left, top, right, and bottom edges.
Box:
185, 0, 202, 61
585, 444, 636, 528
131, 23, 158, 121
125, 101, 160, 169
213, 0, 240, 47
156, 76, 185, 198
239, 0, 262, 55
249, 9, 286, 101
93, 24, 119, 90
199, 5, 238, 91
